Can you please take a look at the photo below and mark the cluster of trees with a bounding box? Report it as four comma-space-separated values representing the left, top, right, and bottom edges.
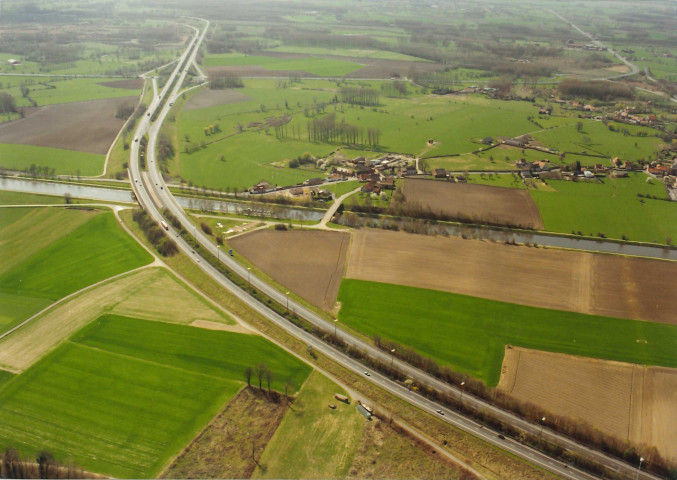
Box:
115, 102, 135, 120
0, 93, 18, 114
339, 87, 380, 106
132, 209, 178, 257
244, 363, 273, 392
306, 113, 381, 147
209, 73, 244, 89
559, 78, 633, 101
157, 133, 174, 174
1, 448, 87, 479
288, 152, 315, 168
380, 81, 408, 97
203, 124, 221, 136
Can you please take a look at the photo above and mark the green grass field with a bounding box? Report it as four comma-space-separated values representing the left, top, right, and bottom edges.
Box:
0, 210, 152, 333
253, 371, 364, 479
265, 45, 428, 62
0, 143, 104, 176
203, 53, 362, 77
0, 76, 141, 106
338, 279, 677, 386
531, 173, 677, 243
0, 314, 312, 478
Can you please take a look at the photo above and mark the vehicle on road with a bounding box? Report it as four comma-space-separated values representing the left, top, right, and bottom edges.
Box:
160, 221, 169, 231
364, 371, 370, 376
436, 409, 445, 415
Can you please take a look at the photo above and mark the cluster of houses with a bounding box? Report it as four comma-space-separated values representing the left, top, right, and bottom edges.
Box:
609, 108, 659, 126
564, 40, 606, 51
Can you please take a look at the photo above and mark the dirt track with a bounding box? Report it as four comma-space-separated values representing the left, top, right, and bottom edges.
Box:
499, 347, 677, 463
346, 229, 677, 324
0, 97, 136, 154
183, 88, 253, 111
229, 229, 349, 310
403, 178, 544, 229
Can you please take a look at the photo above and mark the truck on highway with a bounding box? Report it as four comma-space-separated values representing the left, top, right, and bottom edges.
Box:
161, 221, 169, 231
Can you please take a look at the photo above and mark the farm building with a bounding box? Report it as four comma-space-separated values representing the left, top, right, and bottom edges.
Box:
7, 59, 21, 65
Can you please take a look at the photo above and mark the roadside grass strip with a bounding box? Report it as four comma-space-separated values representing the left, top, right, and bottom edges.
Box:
0, 315, 312, 478
338, 279, 677, 386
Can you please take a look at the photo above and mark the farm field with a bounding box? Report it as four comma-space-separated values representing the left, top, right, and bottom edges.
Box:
252, 371, 364, 479
0, 144, 104, 176
203, 53, 363, 77
499, 347, 677, 463
346, 228, 677, 324
183, 88, 253, 111
337, 279, 677, 386
0, 315, 311, 478
0, 267, 240, 373
0, 209, 152, 334
0, 97, 136, 155
229, 229, 350, 310
531, 174, 677, 243
0, 76, 142, 107
265, 45, 429, 62
403, 178, 543, 228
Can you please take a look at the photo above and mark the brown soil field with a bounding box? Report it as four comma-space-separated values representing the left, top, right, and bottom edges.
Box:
0, 97, 136, 154
499, 347, 677, 463
99, 78, 144, 89
346, 229, 677, 324
229, 229, 350, 311
162, 387, 288, 479
403, 178, 544, 229
206, 65, 314, 78
183, 88, 253, 111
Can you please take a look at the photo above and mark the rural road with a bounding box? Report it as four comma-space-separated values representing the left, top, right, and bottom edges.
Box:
126, 19, 663, 480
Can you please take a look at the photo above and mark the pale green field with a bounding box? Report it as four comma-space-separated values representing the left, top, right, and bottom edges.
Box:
0, 143, 104, 176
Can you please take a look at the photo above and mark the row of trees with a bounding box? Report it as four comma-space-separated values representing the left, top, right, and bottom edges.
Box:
132, 209, 178, 257
209, 73, 244, 89
559, 78, 633, 101
306, 113, 381, 147
339, 86, 380, 106
1, 448, 87, 479
244, 363, 273, 392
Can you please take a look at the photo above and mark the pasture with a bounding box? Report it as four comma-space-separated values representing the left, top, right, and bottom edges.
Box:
229, 229, 350, 310
0, 209, 152, 333
0, 76, 142, 106
0, 315, 311, 478
0, 144, 104, 176
252, 371, 364, 479
337, 279, 677, 386
265, 45, 429, 62
0, 96, 135, 155
403, 178, 543, 228
531, 173, 677, 243
499, 347, 677, 463
345, 228, 677, 325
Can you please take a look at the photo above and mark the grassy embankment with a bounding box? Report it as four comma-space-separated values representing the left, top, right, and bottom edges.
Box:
338, 279, 677, 386
0, 315, 312, 478
0, 209, 152, 334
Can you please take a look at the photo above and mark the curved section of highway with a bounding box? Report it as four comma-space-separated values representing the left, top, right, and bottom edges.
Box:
128, 18, 661, 480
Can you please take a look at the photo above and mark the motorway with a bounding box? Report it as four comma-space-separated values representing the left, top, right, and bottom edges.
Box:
127, 19, 661, 480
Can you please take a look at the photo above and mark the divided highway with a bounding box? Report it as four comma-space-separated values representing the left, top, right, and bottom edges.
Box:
128, 19, 660, 480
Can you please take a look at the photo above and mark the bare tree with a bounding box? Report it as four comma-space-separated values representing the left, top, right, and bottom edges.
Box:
264, 366, 272, 393
255, 363, 266, 391
244, 366, 253, 387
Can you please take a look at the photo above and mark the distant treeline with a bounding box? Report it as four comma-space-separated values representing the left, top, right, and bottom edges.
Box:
209, 73, 244, 89
558, 78, 633, 101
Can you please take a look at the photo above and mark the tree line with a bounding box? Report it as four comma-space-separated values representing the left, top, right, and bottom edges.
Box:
132, 209, 178, 257
559, 78, 633, 101
339, 86, 380, 106
1, 448, 87, 479
306, 113, 381, 147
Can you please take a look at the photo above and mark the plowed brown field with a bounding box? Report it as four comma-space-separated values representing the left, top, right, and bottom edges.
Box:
403, 178, 544, 229
499, 347, 677, 462
0, 97, 136, 154
229, 229, 349, 310
346, 229, 677, 324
